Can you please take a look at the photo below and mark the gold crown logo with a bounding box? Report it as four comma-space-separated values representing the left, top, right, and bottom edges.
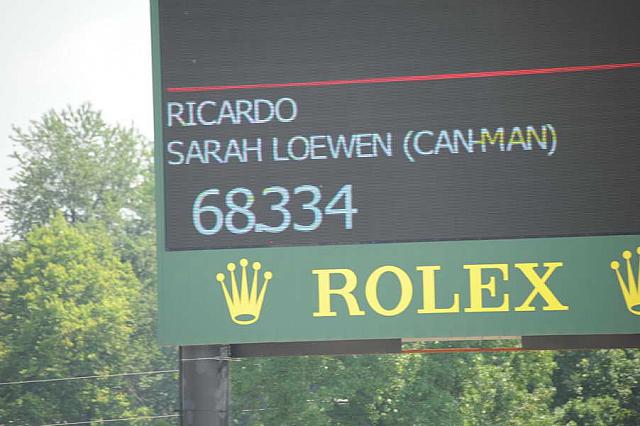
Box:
216, 259, 273, 325
610, 247, 640, 316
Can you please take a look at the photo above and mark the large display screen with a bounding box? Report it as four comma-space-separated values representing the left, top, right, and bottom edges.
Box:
153, 0, 640, 345
158, 0, 640, 252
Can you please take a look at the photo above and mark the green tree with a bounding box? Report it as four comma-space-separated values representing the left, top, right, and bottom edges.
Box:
459, 349, 557, 425
0, 216, 151, 424
231, 342, 563, 426
1, 103, 157, 287
232, 356, 330, 426
1, 104, 178, 421
2, 104, 152, 238
232, 351, 464, 425
553, 349, 640, 426
389, 351, 466, 425
314, 354, 409, 425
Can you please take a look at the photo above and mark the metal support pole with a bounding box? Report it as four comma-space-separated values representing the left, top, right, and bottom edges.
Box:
180, 345, 230, 426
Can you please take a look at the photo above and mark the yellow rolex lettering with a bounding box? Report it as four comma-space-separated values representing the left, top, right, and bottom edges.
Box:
464, 263, 510, 312
365, 266, 413, 316
514, 262, 568, 311
312, 268, 365, 317
416, 266, 460, 313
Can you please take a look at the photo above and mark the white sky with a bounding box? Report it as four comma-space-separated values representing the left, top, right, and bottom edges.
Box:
0, 1, 153, 192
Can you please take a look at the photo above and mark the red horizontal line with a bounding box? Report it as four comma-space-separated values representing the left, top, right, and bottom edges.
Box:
167, 61, 640, 93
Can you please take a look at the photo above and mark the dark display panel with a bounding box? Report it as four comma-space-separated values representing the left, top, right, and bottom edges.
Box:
158, 0, 640, 251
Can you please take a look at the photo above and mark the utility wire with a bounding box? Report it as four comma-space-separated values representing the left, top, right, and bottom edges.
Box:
40, 413, 179, 426
1, 346, 532, 387
1, 354, 246, 387
0, 369, 178, 387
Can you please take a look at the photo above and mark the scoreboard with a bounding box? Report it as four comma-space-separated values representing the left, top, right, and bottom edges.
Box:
152, 0, 640, 345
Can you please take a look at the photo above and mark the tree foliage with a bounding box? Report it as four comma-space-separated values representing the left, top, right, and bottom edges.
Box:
231, 341, 640, 425
0, 216, 150, 423
2, 104, 152, 238
0, 105, 176, 425
553, 350, 640, 425
459, 349, 557, 425
230, 343, 559, 425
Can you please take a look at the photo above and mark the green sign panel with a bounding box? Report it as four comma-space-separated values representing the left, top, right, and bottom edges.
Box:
151, 0, 640, 345
156, 235, 640, 345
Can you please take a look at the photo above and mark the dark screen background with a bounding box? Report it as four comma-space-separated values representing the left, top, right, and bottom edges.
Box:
158, 0, 640, 251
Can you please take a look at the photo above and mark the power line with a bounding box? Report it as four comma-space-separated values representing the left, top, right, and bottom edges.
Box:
0, 354, 247, 387
40, 413, 179, 426
0, 346, 533, 388
0, 369, 178, 387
